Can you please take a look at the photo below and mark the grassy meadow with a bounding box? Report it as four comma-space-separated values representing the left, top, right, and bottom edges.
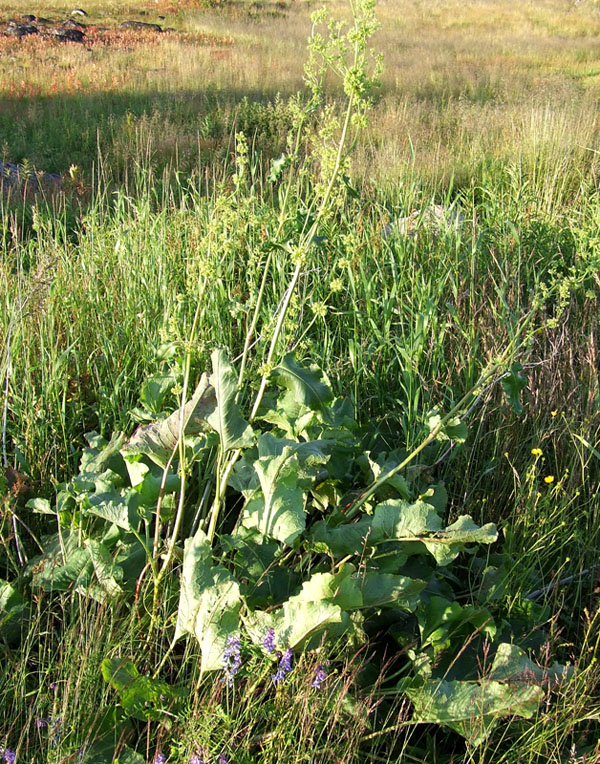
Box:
1, 0, 599, 762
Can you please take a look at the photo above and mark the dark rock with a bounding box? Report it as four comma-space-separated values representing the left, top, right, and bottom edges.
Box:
5, 22, 38, 38
36, 17, 54, 26
71, 8, 88, 16
22, 14, 36, 22
53, 27, 85, 42
62, 18, 85, 29
121, 20, 162, 32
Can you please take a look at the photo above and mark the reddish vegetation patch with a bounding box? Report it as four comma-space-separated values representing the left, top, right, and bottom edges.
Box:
0, 24, 234, 95
0, 24, 233, 52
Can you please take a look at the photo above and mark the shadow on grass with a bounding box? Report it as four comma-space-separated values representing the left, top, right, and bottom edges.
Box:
0, 84, 299, 178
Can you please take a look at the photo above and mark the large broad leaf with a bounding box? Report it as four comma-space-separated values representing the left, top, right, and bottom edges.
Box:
26, 497, 53, 514
428, 516, 498, 566
357, 452, 411, 501
417, 595, 497, 654
78, 738, 144, 764
101, 658, 184, 722
85, 540, 124, 601
85, 489, 140, 532
227, 526, 297, 607
80, 432, 126, 475
240, 434, 330, 545
358, 572, 426, 611
0, 579, 29, 643
123, 457, 180, 508
123, 373, 216, 467
408, 677, 543, 746
175, 529, 241, 673
140, 373, 177, 415
427, 412, 468, 443
408, 642, 573, 746
244, 568, 349, 649
206, 348, 255, 451
30, 533, 93, 592
311, 500, 497, 566
489, 642, 574, 688
270, 354, 333, 412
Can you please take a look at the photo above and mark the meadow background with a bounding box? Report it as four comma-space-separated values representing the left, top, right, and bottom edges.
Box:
1, 0, 599, 762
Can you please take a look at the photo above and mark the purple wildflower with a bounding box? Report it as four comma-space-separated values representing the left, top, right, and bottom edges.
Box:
35, 718, 48, 729
218, 757, 230, 764
223, 634, 242, 687
3, 749, 16, 764
263, 628, 276, 654
312, 664, 327, 689
49, 682, 57, 692
154, 755, 166, 764
189, 756, 205, 764
271, 648, 293, 685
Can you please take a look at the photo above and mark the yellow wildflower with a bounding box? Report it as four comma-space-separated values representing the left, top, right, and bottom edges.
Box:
544, 475, 555, 484
531, 448, 542, 456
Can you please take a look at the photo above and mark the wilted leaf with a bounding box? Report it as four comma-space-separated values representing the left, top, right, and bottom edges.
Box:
124, 374, 216, 467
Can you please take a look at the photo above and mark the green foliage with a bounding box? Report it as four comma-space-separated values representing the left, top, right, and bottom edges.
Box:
407, 643, 573, 746
501, 362, 529, 415
175, 529, 241, 674
207, 349, 255, 452
101, 658, 185, 722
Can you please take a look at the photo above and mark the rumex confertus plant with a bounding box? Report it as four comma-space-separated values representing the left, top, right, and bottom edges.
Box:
5, 0, 577, 755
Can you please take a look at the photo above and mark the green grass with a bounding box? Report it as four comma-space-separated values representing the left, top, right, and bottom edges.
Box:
1, 1, 600, 762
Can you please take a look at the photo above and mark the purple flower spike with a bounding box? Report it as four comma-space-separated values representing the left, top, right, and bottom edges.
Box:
155, 755, 166, 764
3, 749, 16, 764
312, 664, 327, 689
263, 628, 276, 654
222, 634, 242, 687
271, 648, 293, 685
